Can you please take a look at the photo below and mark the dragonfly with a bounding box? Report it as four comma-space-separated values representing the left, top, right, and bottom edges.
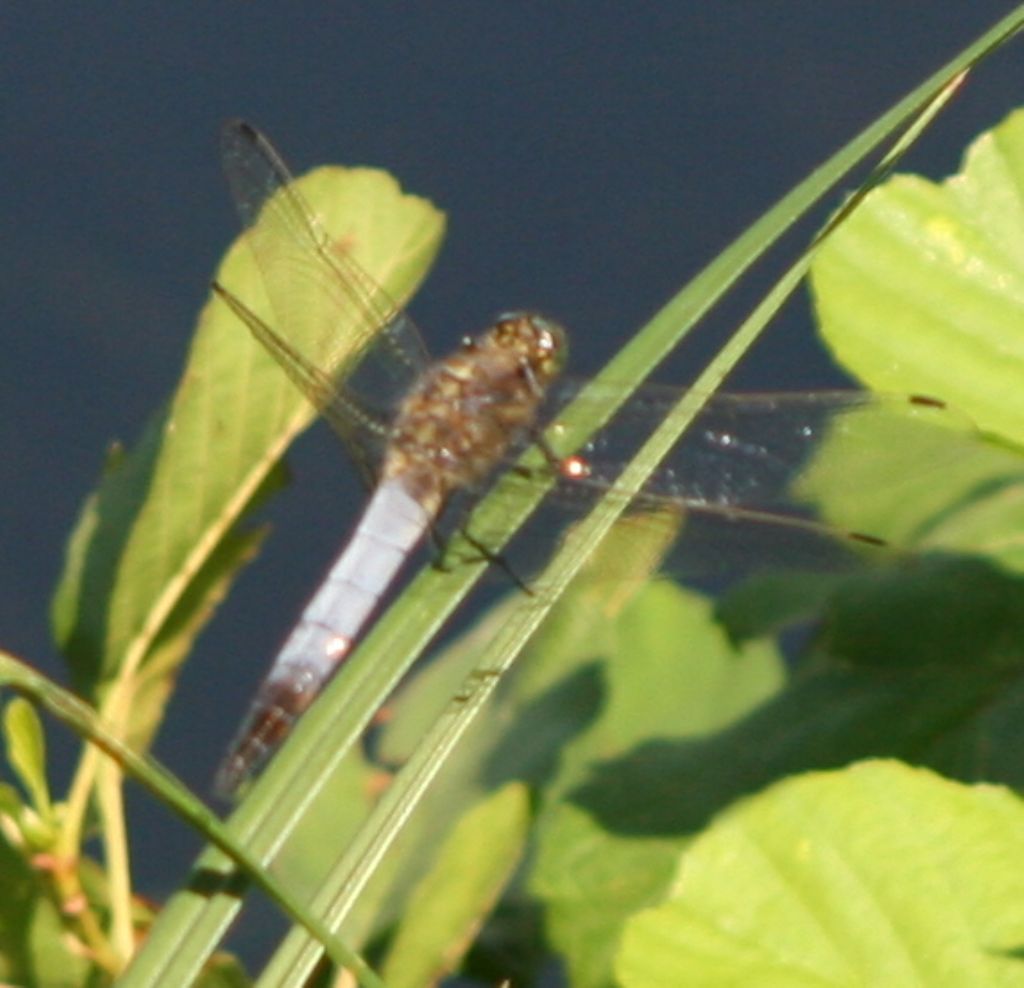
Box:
211, 120, 972, 797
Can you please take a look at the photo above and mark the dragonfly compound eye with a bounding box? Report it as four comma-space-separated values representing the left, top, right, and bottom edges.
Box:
494, 312, 568, 371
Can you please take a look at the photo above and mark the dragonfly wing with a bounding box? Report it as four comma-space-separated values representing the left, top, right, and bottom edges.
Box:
211, 281, 390, 483
540, 385, 968, 512
487, 386, 1018, 578
219, 120, 431, 472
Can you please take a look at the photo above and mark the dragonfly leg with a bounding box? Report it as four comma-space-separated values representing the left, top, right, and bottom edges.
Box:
430, 523, 534, 595
464, 529, 534, 594
501, 430, 571, 483
428, 426, 571, 592
534, 431, 568, 471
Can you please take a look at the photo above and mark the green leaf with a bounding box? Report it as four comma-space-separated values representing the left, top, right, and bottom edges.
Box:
26, 893, 93, 988
194, 953, 253, 988
793, 396, 1024, 572
380, 782, 530, 988
616, 761, 1024, 987
714, 569, 847, 644
3, 697, 51, 818
817, 553, 1024, 670
571, 557, 1024, 841
50, 164, 444, 757
528, 581, 783, 988
812, 107, 1024, 447
130, 524, 273, 754
0, 818, 38, 983
0, 823, 97, 986
534, 804, 688, 988
112, 161, 442, 988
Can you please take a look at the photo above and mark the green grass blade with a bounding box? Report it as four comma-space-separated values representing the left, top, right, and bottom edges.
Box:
120, 8, 1024, 981
0, 652, 385, 987
248, 15, 1024, 984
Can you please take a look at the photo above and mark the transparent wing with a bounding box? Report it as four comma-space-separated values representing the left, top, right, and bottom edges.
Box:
544, 387, 909, 508
219, 119, 431, 477
484, 387, 1019, 580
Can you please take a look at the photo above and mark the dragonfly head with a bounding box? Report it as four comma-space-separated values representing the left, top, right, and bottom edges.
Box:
487, 311, 569, 384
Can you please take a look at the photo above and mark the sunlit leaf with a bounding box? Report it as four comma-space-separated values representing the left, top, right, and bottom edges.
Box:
617, 761, 1024, 987
50, 165, 444, 757
812, 107, 1024, 446
794, 396, 1024, 572
3, 698, 51, 817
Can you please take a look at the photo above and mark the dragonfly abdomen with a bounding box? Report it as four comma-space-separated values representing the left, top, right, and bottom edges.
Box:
214, 478, 434, 796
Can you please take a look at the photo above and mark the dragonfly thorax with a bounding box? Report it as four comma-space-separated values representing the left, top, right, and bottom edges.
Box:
480, 311, 568, 379
381, 311, 568, 509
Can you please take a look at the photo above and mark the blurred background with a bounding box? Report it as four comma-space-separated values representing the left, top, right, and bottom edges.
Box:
1, 0, 1022, 949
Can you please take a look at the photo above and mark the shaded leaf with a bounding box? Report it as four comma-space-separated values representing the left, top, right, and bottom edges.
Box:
527, 581, 785, 988
194, 952, 252, 988
381, 782, 530, 988
573, 560, 1024, 838
0, 821, 38, 984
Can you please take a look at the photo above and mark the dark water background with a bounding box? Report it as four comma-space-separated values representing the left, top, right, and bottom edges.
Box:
1, 1, 1021, 968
